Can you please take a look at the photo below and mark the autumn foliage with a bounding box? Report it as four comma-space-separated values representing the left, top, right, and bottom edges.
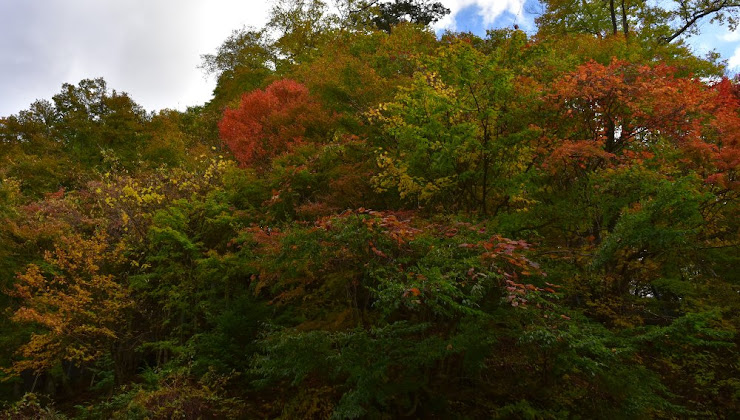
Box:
7, 232, 131, 376
540, 59, 740, 193
543, 60, 703, 170
218, 79, 331, 169
0, 3, 739, 419
699, 78, 740, 189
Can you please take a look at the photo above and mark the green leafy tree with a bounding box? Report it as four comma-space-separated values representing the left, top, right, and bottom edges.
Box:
52, 78, 148, 168
200, 28, 275, 107
370, 31, 540, 215
369, 0, 450, 32
538, 0, 740, 43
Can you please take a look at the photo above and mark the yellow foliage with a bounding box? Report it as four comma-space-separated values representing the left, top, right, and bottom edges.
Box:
6, 231, 133, 376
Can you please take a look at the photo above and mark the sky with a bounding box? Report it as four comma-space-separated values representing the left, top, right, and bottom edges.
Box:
0, 0, 738, 118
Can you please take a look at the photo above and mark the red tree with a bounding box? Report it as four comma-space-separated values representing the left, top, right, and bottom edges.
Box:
696, 78, 740, 190
219, 79, 330, 169
542, 59, 704, 171
542, 59, 739, 189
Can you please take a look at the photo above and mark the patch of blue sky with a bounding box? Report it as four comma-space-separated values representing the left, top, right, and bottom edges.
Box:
438, 0, 740, 75
691, 26, 740, 74
441, 4, 489, 34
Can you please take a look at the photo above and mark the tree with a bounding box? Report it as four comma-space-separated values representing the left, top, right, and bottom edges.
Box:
267, 0, 336, 64
52, 78, 148, 167
249, 209, 552, 417
200, 27, 275, 109
658, 0, 740, 44
541, 59, 739, 188
541, 59, 707, 174
344, 0, 450, 33
0, 79, 151, 197
218, 79, 332, 170
537, 0, 740, 44
369, 0, 450, 32
6, 231, 132, 381
369, 31, 540, 215
0, 100, 73, 196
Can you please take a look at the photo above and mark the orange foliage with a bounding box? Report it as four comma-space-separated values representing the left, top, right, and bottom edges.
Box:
218, 79, 332, 169
697, 78, 740, 189
6, 231, 132, 375
543, 59, 740, 187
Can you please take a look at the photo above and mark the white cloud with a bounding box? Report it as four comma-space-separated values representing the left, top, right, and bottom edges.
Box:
0, 0, 272, 116
434, 0, 529, 32
0, 0, 538, 116
728, 46, 740, 69
720, 29, 740, 42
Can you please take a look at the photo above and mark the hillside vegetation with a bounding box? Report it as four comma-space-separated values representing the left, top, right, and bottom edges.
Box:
0, 0, 738, 418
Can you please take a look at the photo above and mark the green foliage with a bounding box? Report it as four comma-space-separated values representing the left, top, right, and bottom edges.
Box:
75, 369, 244, 420
370, 0, 450, 33
0, 393, 66, 420
369, 32, 541, 214
537, 0, 740, 45
254, 323, 449, 419
0, 3, 738, 418
596, 177, 707, 269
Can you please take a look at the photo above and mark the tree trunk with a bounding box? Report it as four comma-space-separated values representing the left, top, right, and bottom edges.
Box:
609, 0, 618, 35
621, 0, 629, 38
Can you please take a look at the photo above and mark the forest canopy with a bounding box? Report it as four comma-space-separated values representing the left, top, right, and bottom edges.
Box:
0, 0, 738, 418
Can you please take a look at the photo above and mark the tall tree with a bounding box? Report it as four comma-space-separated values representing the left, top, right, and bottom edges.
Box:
267, 0, 336, 64
52, 78, 148, 167
537, 0, 740, 44
370, 31, 539, 215
200, 28, 275, 105
368, 0, 450, 32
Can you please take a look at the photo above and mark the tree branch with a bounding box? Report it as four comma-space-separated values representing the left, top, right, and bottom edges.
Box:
660, 1, 739, 44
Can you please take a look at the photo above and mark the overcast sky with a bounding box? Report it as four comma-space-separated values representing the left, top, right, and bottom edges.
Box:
0, 0, 738, 117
